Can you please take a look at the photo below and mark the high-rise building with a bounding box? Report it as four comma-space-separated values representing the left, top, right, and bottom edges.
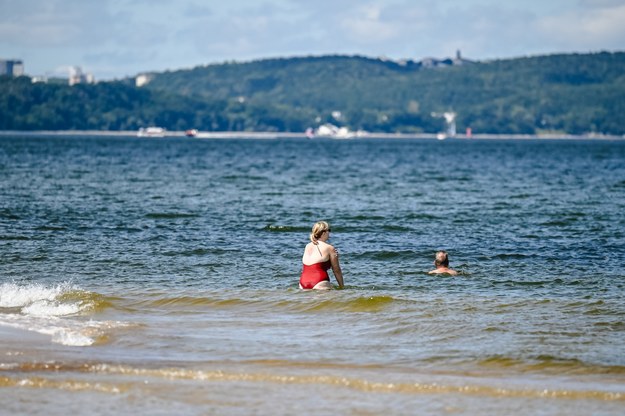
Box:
0, 59, 24, 76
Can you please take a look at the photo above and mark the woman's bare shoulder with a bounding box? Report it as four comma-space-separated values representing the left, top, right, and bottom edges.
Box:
318, 240, 334, 250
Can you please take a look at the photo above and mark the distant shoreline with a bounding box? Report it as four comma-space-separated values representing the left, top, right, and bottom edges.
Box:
0, 130, 623, 140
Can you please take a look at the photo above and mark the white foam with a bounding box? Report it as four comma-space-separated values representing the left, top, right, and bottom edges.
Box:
0, 281, 89, 317
0, 314, 92, 346
48, 325, 96, 347
0, 282, 128, 347
21, 300, 82, 317
0, 282, 65, 308
0, 314, 133, 347
0, 281, 75, 308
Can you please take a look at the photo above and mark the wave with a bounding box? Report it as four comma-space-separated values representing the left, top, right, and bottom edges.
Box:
0, 375, 126, 393
162, 248, 213, 257
0, 282, 122, 346
378, 225, 412, 232
137, 295, 244, 309
540, 217, 584, 227
343, 214, 387, 221
0, 314, 133, 346
263, 224, 308, 233
352, 250, 416, 260
2, 361, 623, 401
299, 295, 397, 313
490, 279, 552, 288
0, 209, 20, 220
405, 213, 443, 220
0, 282, 108, 316
0, 235, 31, 241
122, 291, 401, 314
478, 253, 534, 260
34, 226, 67, 232
478, 355, 625, 376
144, 212, 199, 219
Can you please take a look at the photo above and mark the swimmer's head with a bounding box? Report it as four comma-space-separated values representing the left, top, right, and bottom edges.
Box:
434, 251, 449, 267
310, 221, 330, 243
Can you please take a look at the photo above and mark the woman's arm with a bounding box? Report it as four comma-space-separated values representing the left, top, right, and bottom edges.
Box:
329, 246, 344, 289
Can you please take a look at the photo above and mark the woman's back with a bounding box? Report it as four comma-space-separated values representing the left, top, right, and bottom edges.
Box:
302, 241, 331, 265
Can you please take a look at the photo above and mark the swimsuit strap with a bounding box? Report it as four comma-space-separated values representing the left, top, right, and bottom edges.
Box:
315, 243, 323, 257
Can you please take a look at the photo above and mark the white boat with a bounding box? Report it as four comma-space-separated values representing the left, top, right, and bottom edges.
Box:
313, 123, 367, 139
137, 127, 165, 137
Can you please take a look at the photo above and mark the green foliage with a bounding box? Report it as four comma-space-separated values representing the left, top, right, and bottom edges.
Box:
1, 52, 624, 134
0, 75, 231, 131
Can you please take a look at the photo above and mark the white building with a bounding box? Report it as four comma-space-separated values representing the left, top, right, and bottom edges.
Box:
136, 74, 153, 87
69, 66, 95, 85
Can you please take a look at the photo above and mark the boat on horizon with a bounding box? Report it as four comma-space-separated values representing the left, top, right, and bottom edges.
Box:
137, 127, 165, 137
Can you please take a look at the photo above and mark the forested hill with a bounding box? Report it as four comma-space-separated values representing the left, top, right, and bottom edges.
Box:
2, 52, 624, 135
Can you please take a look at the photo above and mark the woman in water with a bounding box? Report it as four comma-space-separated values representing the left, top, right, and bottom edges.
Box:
299, 221, 344, 290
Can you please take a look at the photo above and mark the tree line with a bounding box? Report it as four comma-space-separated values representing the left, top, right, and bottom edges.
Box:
1, 51, 624, 135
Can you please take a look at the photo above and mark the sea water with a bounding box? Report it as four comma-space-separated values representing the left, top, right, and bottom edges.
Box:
1, 135, 624, 415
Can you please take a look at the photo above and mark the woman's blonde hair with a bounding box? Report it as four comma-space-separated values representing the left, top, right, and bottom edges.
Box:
310, 221, 330, 244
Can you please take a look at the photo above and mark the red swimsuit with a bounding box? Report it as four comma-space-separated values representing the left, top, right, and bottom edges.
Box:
299, 260, 332, 289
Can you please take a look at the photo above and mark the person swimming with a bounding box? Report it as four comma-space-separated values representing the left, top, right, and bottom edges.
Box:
428, 250, 459, 275
299, 221, 344, 290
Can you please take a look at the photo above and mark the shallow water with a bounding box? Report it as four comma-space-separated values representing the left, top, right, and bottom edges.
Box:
1, 135, 624, 415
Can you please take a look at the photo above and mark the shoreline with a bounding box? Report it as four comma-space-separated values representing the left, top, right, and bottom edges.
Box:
0, 130, 623, 140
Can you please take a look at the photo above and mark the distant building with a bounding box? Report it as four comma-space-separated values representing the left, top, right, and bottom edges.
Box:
68, 66, 95, 85
419, 50, 473, 68
0, 59, 24, 76
136, 74, 153, 87
420, 57, 443, 68
452, 50, 473, 65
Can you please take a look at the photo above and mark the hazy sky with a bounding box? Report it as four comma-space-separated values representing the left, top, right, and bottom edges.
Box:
1, 0, 624, 80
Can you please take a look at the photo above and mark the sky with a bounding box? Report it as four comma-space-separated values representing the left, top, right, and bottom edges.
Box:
1, 0, 624, 80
